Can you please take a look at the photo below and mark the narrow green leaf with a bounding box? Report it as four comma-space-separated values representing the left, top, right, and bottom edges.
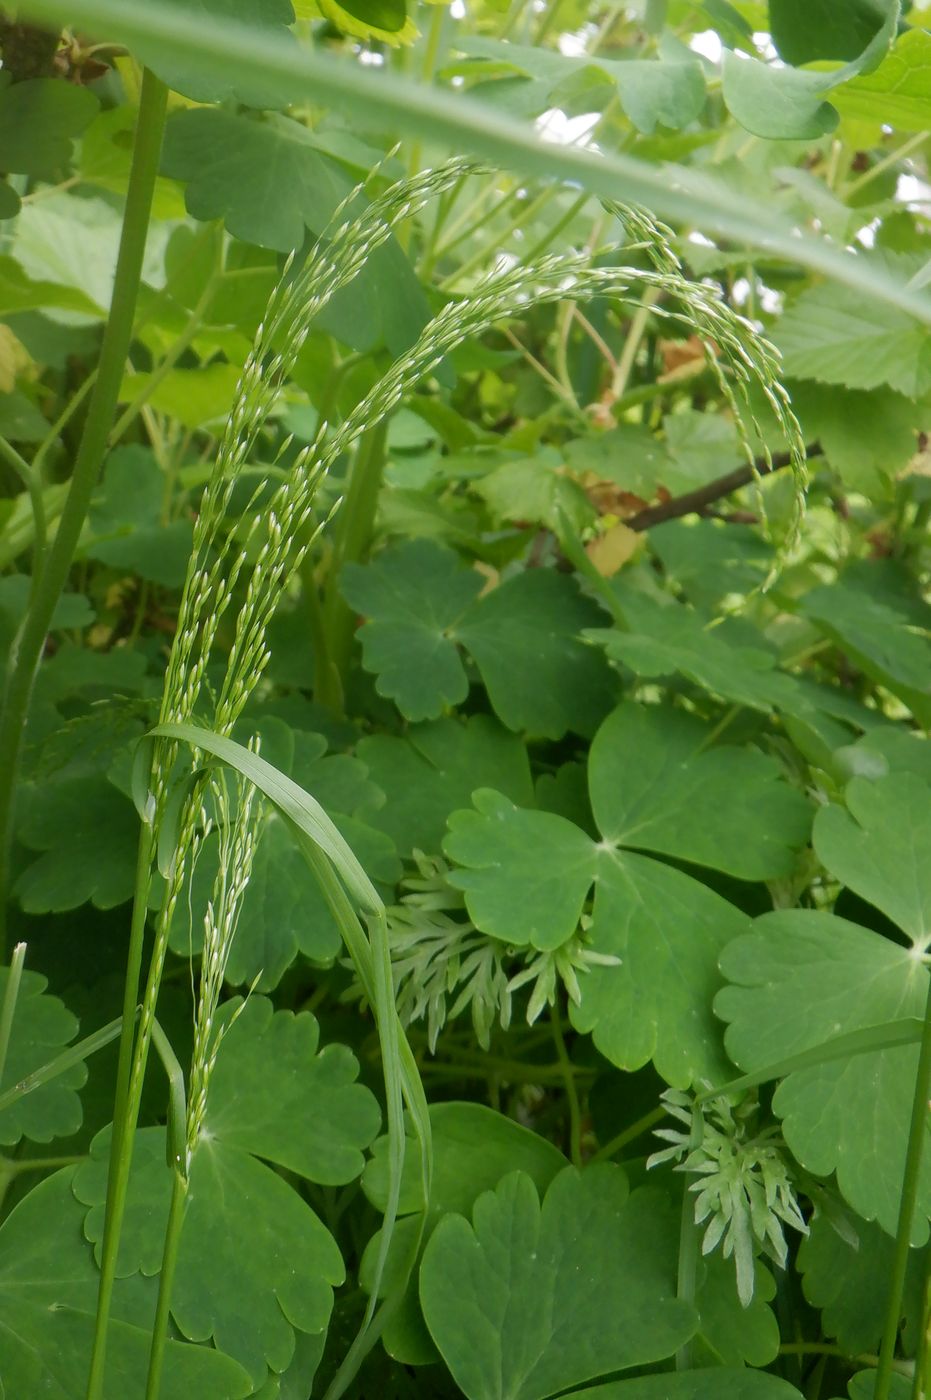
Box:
16, 0, 931, 323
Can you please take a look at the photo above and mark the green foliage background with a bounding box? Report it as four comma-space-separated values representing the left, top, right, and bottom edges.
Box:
0, 2, 930, 1399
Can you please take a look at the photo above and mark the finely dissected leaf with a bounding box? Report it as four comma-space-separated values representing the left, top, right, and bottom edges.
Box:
456, 568, 616, 739
776, 270, 931, 398
813, 773, 931, 947
162, 109, 354, 252
76, 1126, 344, 1385
0, 969, 85, 1146
201, 996, 380, 1184
0, 1168, 252, 1399
798, 1212, 927, 1356
357, 715, 533, 857
420, 1166, 695, 1400
361, 1102, 566, 1365
0, 73, 98, 175
87, 446, 194, 587
345, 540, 614, 736
342, 539, 483, 721
717, 910, 931, 1239
560, 1373, 804, 1399
589, 702, 812, 880
833, 28, 931, 131
15, 775, 141, 912
444, 790, 595, 951
799, 580, 931, 725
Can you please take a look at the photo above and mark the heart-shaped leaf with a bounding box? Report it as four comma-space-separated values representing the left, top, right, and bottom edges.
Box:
0, 1168, 252, 1399
717, 910, 931, 1238
420, 1165, 695, 1400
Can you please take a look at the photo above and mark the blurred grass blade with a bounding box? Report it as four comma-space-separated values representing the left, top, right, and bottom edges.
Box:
702, 1017, 925, 1101
148, 722, 380, 912
17, 0, 931, 324
0, 1015, 124, 1115
148, 722, 432, 1398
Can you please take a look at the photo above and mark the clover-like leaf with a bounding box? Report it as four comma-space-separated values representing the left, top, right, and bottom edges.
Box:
799, 579, 931, 726
134, 0, 298, 107
456, 568, 616, 738
559, 1373, 803, 1399
0, 1168, 252, 1399
420, 1166, 695, 1400
694, 1255, 779, 1368
722, 8, 895, 140
342, 539, 483, 721
357, 715, 533, 857
0, 969, 85, 1147
717, 910, 931, 1239
444, 700, 769, 1084
361, 1102, 567, 1365
798, 1212, 926, 1357
76, 1124, 344, 1386
0, 73, 98, 176
162, 109, 353, 252
589, 702, 812, 880
814, 774, 931, 946
589, 594, 803, 715
445, 790, 595, 951
571, 850, 745, 1086
346, 540, 614, 736
202, 996, 380, 1184
15, 775, 140, 912
87, 446, 194, 587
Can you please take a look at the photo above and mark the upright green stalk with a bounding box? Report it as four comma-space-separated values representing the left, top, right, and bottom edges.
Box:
0, 67, 168, 954
319, 423, 388, 707
876, 976, 931, 1400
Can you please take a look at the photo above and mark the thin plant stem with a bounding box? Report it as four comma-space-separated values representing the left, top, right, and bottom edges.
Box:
0, 67, 168, 957
85, 822, 156, 1400
588, 1105, 666, 1165
405, 1, 447, 184
844, 129, 930, 198
550, 1005, 583, 1168
108, 271, 220, 445
610, 286, 661, 401
321, 422, 388, 701
876, 975, 931, 1400
675, 1182, 698, 1372
144, 1167, 188, 1400
0, 436, 46, 584
0, 942, 27, 1087
0, 1015, 124, 1116
441, 185, 556, 289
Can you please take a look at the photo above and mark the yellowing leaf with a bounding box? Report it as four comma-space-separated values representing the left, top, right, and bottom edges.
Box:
586, 521, 640, 577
